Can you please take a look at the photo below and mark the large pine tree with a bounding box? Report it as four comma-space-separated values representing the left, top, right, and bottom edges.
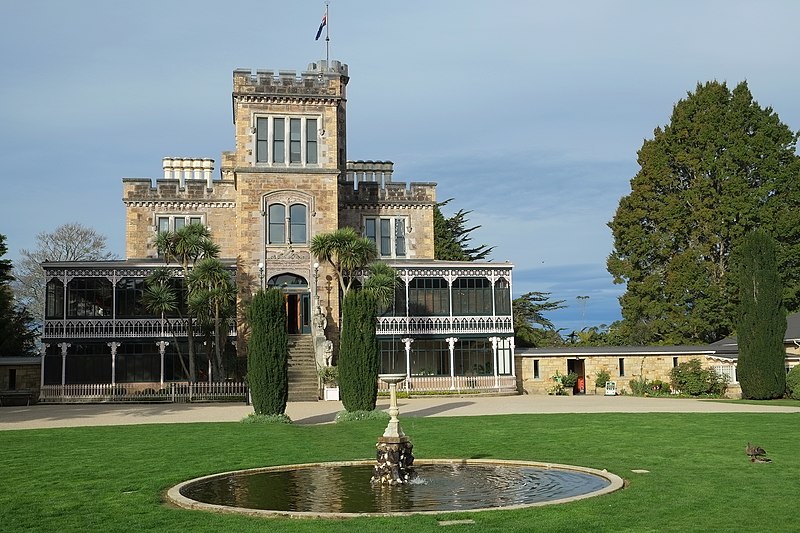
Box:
735, 230, 786, 399
246, 288, 288, 415
434, 199, 493, 261
608, 81, 800, 344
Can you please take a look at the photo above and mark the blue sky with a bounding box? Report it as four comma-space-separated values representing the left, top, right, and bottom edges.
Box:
2, 1, 800, 334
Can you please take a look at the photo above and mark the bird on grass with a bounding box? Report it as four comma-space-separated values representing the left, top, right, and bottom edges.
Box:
746, 443, 771, 463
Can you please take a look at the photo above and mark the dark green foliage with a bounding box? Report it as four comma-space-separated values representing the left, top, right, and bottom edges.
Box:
594, 369, 611, 389
513, 291, 565, 347
669, 358, 727, 396
246, 289, 288, 415
786, 365, 800, 400
608, 81, 800, 344
0, 235, 37, 357
338, 290, 379, 412
433, 199, 493, 261
736, 230, 787, 399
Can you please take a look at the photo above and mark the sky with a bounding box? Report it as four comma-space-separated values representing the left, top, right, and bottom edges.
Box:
2, 1, 800, 334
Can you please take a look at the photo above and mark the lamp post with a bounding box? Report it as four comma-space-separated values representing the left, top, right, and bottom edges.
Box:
258, 262, 264, 289
313, 262, 320, 308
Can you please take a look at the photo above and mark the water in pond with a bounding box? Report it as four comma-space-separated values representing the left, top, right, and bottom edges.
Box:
180, 462, 611, 514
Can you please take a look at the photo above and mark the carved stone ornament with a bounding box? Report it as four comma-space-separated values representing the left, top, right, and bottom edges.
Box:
266, 248, 310, 263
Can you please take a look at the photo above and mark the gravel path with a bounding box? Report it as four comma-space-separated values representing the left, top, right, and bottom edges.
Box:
2, 394, 799, 431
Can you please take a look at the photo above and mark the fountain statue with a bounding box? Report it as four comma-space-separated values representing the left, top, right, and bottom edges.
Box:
371, 373, 415, 485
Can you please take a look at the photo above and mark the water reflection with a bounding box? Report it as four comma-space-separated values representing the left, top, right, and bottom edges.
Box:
182, 463, 610, 514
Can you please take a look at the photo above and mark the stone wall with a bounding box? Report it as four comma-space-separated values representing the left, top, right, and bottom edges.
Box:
339, 179, 437, 260
123, 176, 237, 259
517, 354, 737, 397
1, 364, 40, 392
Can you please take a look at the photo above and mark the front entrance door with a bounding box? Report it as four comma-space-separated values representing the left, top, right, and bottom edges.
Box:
267, 273, 311, 335
285, 293, 311, 334
567, 359, 586, 394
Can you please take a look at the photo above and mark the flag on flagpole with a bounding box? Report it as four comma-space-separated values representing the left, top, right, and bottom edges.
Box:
315, 12, 327, 40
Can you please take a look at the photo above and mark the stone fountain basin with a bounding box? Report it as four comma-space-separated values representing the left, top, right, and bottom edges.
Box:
166, 459, 624, 518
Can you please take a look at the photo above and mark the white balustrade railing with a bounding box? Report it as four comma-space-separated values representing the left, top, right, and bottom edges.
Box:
42, 318, 237, 339
39, 381, 248, 403
377, 374, 516, 393
376, 316, 514, 336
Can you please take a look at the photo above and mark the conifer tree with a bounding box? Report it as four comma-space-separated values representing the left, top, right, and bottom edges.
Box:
0, 234, 37, 357
735, 230, 786, 399
246, 288, 288, 415
338, 290, 379, 412
434, 199, 493, 261
608, 81, 800, 344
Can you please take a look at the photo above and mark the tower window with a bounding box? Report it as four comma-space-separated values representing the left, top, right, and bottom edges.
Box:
267, 202, 308, 245
255, 116, 319, 166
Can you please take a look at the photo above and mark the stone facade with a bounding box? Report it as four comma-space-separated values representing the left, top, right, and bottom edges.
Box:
0, 358, 41, 403
516, 348, 741, 397
120, 60, 442, 363
40, 59, 516, 392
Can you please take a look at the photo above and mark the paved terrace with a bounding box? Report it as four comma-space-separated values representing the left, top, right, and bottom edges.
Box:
2, 395, 799, 431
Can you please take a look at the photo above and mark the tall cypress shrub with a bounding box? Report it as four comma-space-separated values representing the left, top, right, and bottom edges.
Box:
339, 290, 379, 412
247, 288, 288, 415
736, 230, 786, 399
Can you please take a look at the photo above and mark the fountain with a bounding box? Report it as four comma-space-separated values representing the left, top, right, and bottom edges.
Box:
371, 373, 415, 485
166, 378, 624, 517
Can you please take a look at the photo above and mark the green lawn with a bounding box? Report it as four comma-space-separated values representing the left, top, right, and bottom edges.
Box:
1, 412, 797, 532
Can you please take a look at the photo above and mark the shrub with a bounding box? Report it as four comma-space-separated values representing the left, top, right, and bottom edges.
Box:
629, 376, 650, 396
786, 365, 800, 400
246, 288, 288, 416
319, 365, 338, 386
339, 290, 379, 412
595, 369, 610, 389
562, 371, 579, 388
240, 413, 292, 424
669, 358, 727, 396
334, 409, 390, 423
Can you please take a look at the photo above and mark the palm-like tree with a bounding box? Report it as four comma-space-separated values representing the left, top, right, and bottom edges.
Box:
188, 257, 236, 381
155, 224, 220, 381
142, 267, 189, 379
310, 227, 377, 299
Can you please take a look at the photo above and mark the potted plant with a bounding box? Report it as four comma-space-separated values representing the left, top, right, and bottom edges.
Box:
319, 366, 339, 401
552, 371, 579, 395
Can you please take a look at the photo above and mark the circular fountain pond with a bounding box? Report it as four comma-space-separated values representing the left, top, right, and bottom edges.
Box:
167, 459, 623, 518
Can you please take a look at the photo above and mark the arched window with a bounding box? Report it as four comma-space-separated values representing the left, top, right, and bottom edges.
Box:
494, 278, 511, 316
266, 202, 308, 245
267, 274, 308, 288
289, 204, 307, 244
268, 204, 286, 244
46, 279, 64, 319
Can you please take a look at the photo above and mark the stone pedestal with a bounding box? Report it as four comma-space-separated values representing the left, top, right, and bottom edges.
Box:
371, 373, 415, 485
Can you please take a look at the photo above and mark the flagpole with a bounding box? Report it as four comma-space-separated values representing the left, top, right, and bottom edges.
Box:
325, 1, 330, 68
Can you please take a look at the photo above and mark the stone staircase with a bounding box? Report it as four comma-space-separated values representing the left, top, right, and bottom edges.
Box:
287, 334, 319, 402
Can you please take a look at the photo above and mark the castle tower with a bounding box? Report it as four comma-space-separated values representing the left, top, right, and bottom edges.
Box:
224, 60, 349, 336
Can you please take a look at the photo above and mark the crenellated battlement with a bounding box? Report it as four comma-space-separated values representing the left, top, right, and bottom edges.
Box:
122, 178, 236, 205
340, 160, 436, 205
233, 60, 348, 99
